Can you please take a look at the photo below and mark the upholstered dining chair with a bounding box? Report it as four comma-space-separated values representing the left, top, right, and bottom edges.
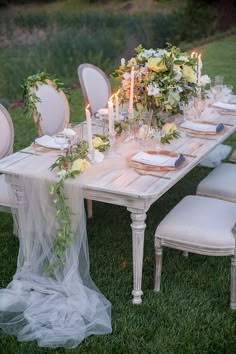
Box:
78, 63, 111, 115
0, 104, 16, 214
32, 79, 70, 136
154, 195, 236, 309
78, 64, 111, 218
196, 163, 236, 203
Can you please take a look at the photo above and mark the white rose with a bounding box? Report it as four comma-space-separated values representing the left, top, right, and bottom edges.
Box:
200, 75, 211, 86
147, 83, 160, 96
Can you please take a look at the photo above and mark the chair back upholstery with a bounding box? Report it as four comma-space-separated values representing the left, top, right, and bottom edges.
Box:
0, 104, 14, 158
78, 63, 111, 115
33, 79, 70, 136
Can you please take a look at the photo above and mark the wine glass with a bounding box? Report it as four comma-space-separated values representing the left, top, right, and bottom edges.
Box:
179, 98, 195, 121
210, 76, 224, 101
54, 133, 68, 152
136, 110, 153, 150
194, 94, 206, 121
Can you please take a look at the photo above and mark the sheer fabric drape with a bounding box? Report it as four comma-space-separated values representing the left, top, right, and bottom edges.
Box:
0, 155, 111, 348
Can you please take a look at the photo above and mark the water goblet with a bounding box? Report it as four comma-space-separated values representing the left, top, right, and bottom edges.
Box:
179, 99, 195, 121
54, 133, 68, 152
194, 94, 206, 121
137, 110, 153, 150
106, 130, 120, 159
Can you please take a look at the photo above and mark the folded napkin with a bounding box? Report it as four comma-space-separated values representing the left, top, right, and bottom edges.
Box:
180, 121, 224, 133
212, 101, 236, 111
131, 151, 185, 167
62, 128, 76, 137
35, 135, 68, 149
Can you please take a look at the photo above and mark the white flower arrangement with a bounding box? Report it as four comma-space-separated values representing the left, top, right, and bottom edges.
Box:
112, 44, 199, 115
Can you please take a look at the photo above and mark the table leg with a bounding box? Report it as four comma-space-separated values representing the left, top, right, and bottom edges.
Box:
128, 207, 147, 305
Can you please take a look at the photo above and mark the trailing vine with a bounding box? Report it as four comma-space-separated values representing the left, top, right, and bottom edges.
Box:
47, 136, 109, 276
22, 71, 70, 124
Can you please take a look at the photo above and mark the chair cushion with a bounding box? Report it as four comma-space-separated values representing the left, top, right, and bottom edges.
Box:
0, 174, 15, 208
155, 195, 236, 250
196, 163, 236, 203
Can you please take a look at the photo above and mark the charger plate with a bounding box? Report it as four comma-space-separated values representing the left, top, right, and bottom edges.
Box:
128, 150, 187, 172
31, 143, 62, 153
180, 121, 225, 135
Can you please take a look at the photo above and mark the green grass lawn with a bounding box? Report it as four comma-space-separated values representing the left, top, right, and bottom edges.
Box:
0, 35, 236, 353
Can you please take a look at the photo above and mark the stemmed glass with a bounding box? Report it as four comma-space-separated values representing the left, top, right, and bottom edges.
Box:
137, 110, 153, 150
210, 76, 224, 101
194, 93, 206, 121
54, 133, 68, 153
106, 130, 120, 159
179, 98, 195, 121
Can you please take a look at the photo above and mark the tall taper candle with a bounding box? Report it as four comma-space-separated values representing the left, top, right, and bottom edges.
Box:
85, 104, 93, 151
129, 66, 134, 116
108, 96, 114, 133
197, 53, 202, 85
115, 90, 120, 121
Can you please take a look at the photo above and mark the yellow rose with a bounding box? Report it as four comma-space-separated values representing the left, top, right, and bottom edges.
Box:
80, 159, 91, 172
129, 57, 137, 66
182, 65, 196, 83
92, 137, 104, 148
162, 123, 177, 135
71, 159, 91, 173
147, 57, 167, 73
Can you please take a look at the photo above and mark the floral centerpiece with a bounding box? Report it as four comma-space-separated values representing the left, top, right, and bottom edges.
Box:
112, 43, 199, 142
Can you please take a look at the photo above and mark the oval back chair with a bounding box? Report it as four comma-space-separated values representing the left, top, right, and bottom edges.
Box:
78, 64, 111, 218
32, 79, 70, 136
0, 104, 14, 158
0, 104, 16, 214
78, 63, 111, 115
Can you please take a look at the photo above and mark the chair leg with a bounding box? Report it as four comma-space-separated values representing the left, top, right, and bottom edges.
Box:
230, 255, 236, 310
154, 237, 163, 292
87, 199, 93, 219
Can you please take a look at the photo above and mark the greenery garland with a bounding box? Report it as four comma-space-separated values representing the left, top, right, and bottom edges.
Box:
46, 141, 89, 275
47, 136, 109, 276
22, 71, 70, 123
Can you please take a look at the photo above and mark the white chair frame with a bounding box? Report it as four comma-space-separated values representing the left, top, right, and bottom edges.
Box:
154, 198, 236, 310
0, 104, 16, 218
32, 79, 70, 137
78, 63, 111, 115
78, 64, 111, 218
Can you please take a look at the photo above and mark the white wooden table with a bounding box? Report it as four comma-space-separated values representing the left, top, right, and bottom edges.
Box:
1, 111, 236, 304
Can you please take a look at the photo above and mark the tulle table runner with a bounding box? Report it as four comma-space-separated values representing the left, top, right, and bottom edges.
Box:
0, 154, 112, 348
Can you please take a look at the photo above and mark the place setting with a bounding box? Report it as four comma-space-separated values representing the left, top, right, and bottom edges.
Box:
208, 75, 236, 114
128, 149, 187, 177
178, 90, 226, 139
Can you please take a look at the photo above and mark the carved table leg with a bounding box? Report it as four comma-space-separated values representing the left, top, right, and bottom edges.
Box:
128, 207, 147, 305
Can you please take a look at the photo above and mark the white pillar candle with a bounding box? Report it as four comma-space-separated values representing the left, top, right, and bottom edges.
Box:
115, 90, 120, 121
129, 66, 134, 117
108, 96, 114, 134
85, 104, 93, 151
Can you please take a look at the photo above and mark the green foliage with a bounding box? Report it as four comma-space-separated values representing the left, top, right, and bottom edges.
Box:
1, 34, 236, 351
47, 140, 89, 275
0, 1, 227, 101
22, 72, 69, 123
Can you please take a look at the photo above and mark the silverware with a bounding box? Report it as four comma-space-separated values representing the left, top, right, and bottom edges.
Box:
19, 150, 40, 156
186, 133, 217, 141
136, 170, 171, 179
